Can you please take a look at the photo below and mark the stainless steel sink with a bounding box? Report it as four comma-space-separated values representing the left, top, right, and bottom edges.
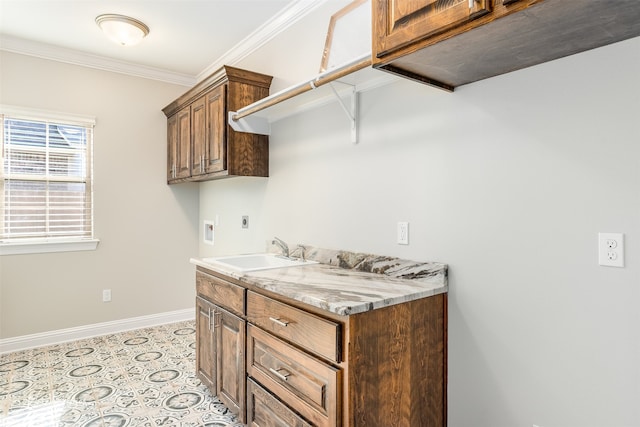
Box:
202, 253, 318, 272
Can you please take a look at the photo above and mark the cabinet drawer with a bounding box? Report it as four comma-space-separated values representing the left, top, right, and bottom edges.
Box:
247, 325, 340, 427
247, 291, 341, 362
247, 378, 312, 427
196, 271, 245, 315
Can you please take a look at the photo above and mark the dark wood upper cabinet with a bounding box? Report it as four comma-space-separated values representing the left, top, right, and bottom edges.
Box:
204, 86, 226, 174
373, 0, 640, 90
166, 106, 192, 180
190, 96, 207, 177
375, 0, 491, 58
163, 66, 272, 184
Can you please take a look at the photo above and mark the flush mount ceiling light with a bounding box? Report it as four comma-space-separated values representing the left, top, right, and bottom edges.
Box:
96, 14, 149, 46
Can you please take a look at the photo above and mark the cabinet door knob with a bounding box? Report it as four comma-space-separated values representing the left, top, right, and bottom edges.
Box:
269, 367, 291, 382
269, 317, 289, 327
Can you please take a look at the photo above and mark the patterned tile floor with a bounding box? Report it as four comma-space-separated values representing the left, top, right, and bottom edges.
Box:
0, 321, 241, 427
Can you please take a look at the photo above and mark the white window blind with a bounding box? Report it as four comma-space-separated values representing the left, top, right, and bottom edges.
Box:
1, 109, 94, 244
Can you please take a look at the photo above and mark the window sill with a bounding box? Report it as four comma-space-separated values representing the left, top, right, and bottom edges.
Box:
0, 239, 100, 255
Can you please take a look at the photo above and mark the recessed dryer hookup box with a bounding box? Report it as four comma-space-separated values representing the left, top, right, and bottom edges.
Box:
204, 220, 214, 245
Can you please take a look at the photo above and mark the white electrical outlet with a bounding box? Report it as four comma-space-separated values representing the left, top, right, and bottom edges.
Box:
598, 232, 624, 267
102, 289, 111, 302
397, 222, 409, 245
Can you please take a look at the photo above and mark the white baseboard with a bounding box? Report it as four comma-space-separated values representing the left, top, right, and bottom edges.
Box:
0, 308, 195, 354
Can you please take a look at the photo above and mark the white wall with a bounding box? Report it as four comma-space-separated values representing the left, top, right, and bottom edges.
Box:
198, 35, 640, 427
0, 52, 199, 338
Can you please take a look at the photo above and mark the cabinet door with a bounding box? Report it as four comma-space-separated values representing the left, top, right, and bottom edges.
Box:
195, 297, 216, 391
216, 305, 246, 422
191, 96, 207, 176
174, 106, 192, 179
374, 0, 491, 57
167, 114, 178, 181
204, 85, 227, 174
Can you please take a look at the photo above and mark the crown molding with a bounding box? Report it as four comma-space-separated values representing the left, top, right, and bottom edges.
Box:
0, 0, 328, 87
196, 0, 329, 82
0, 35, 197, 86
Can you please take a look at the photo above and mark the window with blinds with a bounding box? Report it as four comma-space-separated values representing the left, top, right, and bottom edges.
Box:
1, 111, 94, 244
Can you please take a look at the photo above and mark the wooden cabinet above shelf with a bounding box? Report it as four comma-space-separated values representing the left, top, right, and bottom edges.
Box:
372, 0, 640, 90
163, 65, 272, 184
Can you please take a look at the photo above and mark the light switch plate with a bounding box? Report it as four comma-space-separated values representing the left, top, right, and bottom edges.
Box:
397, 222, 409, 245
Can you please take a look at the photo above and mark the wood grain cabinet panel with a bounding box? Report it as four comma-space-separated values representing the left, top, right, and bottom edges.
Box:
166, 113, 178, 180
247, 379, 313, 427
347, 294, 447, 426
195, 295, 247, 423
373, 0, 640, 90
194, 266, 447, 426
166, 106, 191, 180
247, 291, 341, 363
217, 306, 246, 420
195, 296, 216, 392
163, 66, 272, 184
375, 0, 490, 57
196, 271, 245, 316
247, 324, 340, 427
190, 96, 206, 177
204, 85, 226, 174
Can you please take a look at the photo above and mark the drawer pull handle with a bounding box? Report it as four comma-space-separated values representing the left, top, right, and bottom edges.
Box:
269, 317, 289, 327
269, 367, 291, 381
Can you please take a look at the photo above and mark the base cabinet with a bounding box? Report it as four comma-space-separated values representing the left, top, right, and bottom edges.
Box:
195, 297, 216, 391
195, 267, 447, 427
195, 296, 246, 422
247, 324, 341, 427
195, 271, 248, 423
216, 305, 246, 418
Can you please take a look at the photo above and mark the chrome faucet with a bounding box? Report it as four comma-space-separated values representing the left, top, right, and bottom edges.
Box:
271, 237, 289, 258
292, 244, 306, 262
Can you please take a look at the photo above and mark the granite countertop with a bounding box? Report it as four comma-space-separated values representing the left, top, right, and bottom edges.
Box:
190, 245, 448, 316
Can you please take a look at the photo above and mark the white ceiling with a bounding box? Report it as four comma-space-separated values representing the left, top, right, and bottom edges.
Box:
0, 0, 317, 85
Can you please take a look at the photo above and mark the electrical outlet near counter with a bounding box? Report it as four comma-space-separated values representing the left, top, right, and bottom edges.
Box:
598, 232, 624, 267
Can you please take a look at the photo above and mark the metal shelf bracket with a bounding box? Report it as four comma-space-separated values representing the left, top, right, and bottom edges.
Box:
328, 82, 358, 144
228, 81, 360, 143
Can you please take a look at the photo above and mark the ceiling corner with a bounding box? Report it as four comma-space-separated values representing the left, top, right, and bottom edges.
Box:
195, 0, 330, 82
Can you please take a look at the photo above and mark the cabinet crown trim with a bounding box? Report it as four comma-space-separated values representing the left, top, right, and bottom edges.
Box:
163, 65, 273, 118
